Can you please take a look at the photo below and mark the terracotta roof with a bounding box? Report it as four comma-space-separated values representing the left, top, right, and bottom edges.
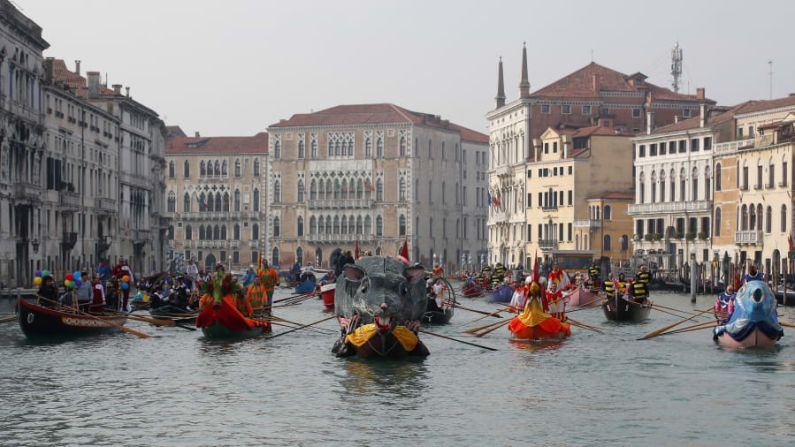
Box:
530, 62, 708, 103
587, 190, 635, 200
733, 95, 795, 116
571, 125, 631, 138
166, 126, 186, 138
649, 99, 794, 135
50, 59, 116, 97
270, 103, 488, 144
166, 132, 268, 155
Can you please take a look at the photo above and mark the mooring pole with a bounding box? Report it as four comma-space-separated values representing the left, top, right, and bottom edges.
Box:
690, 253, 697, 303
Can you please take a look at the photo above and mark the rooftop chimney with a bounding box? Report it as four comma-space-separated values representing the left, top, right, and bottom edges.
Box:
699, 103, 707, 128
43, 57, 54, 83
194, 131, 200, 137
87, 71, 100, 97
74, 60, 81, 75
696, 87, 705, 100
112, 84, 122, 95
592, 74, 598, 92
674, 115, 679, 123
125, 86, 130, 97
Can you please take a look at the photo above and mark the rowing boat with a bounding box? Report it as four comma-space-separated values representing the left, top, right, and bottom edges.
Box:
17, 299, 127, 338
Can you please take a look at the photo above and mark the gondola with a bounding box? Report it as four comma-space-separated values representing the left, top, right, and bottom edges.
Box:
487, 284, 514, 303
602, 294, 652, 322
423, 306, 454, 325
201, 322, 268, 340
566, 286, 601, 308
461, 282, 484, 298
17, 299, 127, 338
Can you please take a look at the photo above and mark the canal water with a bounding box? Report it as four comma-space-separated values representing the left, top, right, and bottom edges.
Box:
1, 288, 794, 446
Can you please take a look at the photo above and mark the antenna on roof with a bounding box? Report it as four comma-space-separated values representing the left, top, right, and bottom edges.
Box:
768, 60, 774, 100
670, 42, 683, 93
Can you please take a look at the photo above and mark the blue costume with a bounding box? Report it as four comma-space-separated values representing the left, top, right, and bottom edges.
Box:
743, 271, 764, 284
714, 280, 782, 341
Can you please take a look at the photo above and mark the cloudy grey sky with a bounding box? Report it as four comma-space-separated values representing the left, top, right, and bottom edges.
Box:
20, 0, 795, 136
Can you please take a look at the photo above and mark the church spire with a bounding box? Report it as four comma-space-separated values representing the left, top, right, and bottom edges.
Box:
519, 42, 530, 98
496, 56, 506, 108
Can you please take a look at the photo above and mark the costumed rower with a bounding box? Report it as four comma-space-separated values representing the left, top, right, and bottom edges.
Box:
259, 259, 280, 306
742, 264, 764, 285
714, 284, 736, 324
509, 278, 529, 312
546, 280, 567, 321
603, 272, 616, 297
629, 277, 649, 303
508, 280, 571, 340
588, 262, 601, 290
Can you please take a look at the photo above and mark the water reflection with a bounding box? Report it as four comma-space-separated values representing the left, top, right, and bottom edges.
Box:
338, 358, 428, 398
509, 338, 565, 352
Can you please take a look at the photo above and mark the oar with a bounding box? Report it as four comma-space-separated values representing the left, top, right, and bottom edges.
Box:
464, 318, 510, 334
0, 315, 16, 324
565, 317, 604, 334
652, 303, 710, 316
273, 292, 312, 304
639, 306, 714, 340
418, 328, 497, 351
452, 303, 506, 319
663, 323, 719, 336
106, 311, 176, 327
36, 296, 150, 339
655, 319, 719, 337
255, 315, 335, 335
467, 306, 511, 323
474, 319, 511, 337
266, 315, 336, 340
780, 321, 795, 329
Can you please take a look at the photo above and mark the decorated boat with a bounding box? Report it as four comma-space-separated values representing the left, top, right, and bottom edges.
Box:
602, 294, 652, 322
423, 307, 454, 325
714, 280, 783, 349
487, 284, 514, 303
461, 281, 484, 298
196, 273, 271, 339
320, 283, 335, 310
332, 256, 429, 359
17, 299, 127, 338
566, 286, 601, 308
508, 282, 570, 341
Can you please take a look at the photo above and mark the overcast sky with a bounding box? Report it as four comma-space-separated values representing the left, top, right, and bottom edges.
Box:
20, 0, 795, 136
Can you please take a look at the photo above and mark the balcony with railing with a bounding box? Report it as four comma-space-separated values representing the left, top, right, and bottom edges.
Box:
574, 219, 601, 229
95, 197, 116, 213
14, 182, 40, 203
735, 230, 763, 245
713, 138, 754, 154
59, 191, 81, 210
306, 233, 376, 243
307, 198, 375, 209
538, 239, 558, 251
628, 200, 711, 215
62, 232, 78, 250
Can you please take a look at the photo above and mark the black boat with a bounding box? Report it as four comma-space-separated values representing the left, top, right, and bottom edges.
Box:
149, 305, 198, 324
17, 299, 127, 338
423, 307, 454, 325
602, 295, 652, 322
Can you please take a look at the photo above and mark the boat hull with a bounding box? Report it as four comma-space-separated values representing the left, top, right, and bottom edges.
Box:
462, 283, 484, 298
487, 285, 514, 303
602, 297, 651, 322
566, 287, 600, 308
423, 308, 454, 325
716, 327, 778, 349
201, 321, 268, 340
295, 279, 316, 294
320, 284, 335, 310
17, 299, 127, 338
510, 325, 569, 342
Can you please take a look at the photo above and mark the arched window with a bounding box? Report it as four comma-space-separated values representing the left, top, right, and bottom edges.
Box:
274, 140, 281, 159
715, 163, 722, 191
168, 225, 174, 240
253, 222, 261, 240
200, 161, 206, 177
651, 171, 657, 203
310, 216, 317, 235
220, 160, 226, 176
253, 188, 260, 211
620, 234, 629, 251
376, 216, 383, 236
341, 215, 348, 234
215, 192, 222, 211
749, 204, 757, 230
638, 172, 645, 203
376, 178, 384, 202
704, 167, 711, 200
365, 136, 372, 158
318, 179, 325, 200
234, 159, 241, 177
310, 179, 317, 200
399, 177, 406, 202
271, 247, 279, 267
766, 206, 772, 233
347, 139, 353, 156
298, 216, 304, 237
335, 140, 341, 156
399, 136, 406, 157
317, 216, 325, 234
167, 191, 176, 212
298, 139, 305, 159
199, 225, 205, 240
364, 216, 372, 235
253, 158, 260, 177
271, 216, 278, 237
220, 225, 227, 240
741, 204, 748, 231
325, 216, 332, 234
669, 169, 676, 202
399, 215, 406, 236
348, 215, 355, 234
356, 216, 363, 234
680, 168, 686, 201
659, 171, 666, 203
223, 193, 229, 212
183, 160, 190, 178
311, 139, 317, 159
206, 192, 214, 211
376, 137, 383, 159
691, 167, 699, 200
782, 205, 788, 232
183, 193, 191, 212
756, 204, 763, 231
326, 179, 333, 200
234, 189, 240, 212
603, 234, 611, 251
715, 207, 722, 236
234, 224, 240, 240
604, 205, 612, 220
297, 179, 305, 203
185, 225, 193, 240
331, 215, 339, 234
213, 225, 220, 240
168, 161, 175, 178
296, 247, 304, 265
357, 178, 364, 199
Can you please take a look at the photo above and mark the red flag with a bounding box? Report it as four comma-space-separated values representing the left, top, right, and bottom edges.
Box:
355, 240, 360, 261
400, 239, 409, 261
532, 250, 539, 283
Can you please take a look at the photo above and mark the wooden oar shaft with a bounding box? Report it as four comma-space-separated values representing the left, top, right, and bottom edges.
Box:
0, 315, 16, 324
464, 317, 510, 334
665, 324, 719, 335
780, 321, 795, 329
475, 319, 511, 337
467, 306, 511, 323
639, 306, 713, 340
266, 315, 336, 340
419, 328, 497, 351
565, 317, 604, 334
656, 319, 718, 337
273, 292, 312, 304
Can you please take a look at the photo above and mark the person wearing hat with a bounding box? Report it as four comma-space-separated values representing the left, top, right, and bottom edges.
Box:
37, 274, 59, 307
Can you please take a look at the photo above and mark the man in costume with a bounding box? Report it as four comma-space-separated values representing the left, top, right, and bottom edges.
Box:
509, 278, 528, 313
546, 280, 567, 321
259, 259, 280, 308
508, 274, 570, 340
714, 284, 736, 324
547, 263, 570, 294
629, 277, 649, 303
588, 261, 601, 289
636, 264, 651, 287
743, 263, 764, 285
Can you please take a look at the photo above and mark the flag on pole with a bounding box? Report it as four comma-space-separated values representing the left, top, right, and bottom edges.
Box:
355, 240, 360, 261
487, 191, 492, 207
532, 250, 539, 283
400, 239, 409, 261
